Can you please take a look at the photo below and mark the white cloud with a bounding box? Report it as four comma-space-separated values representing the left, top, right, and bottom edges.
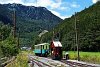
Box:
60, 15, 71, 19
0, 0, 23, 4
56, 0, 62, 3
70, 2, 80, 8
0, 0, 72, 19
50, 2, 61, 9
36, 0, 52, 7
71, 4, 80, 8
0, 0, 64, 9
50, 10, 71, 19
92, 0, 100, 3
50, 10, 61, 17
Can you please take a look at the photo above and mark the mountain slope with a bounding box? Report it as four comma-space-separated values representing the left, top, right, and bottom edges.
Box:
0, 3, 62, 30
0, 3, 62, 46
41, 2, 100, 51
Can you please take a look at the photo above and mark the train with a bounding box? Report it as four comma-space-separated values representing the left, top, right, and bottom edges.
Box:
34, 43, 50, 56
34, 41, 62, 60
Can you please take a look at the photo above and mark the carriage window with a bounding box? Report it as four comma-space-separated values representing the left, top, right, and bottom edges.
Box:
46, 45, 47, 49
40, 46, 41, 49
43, 45, 44, 49
35, 46, 37, 49
38, 46, 39, 49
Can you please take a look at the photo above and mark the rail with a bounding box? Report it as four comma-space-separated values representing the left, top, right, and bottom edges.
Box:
29, 56, 52, 67
61, 60, 100, 67
1, 56, 15, 67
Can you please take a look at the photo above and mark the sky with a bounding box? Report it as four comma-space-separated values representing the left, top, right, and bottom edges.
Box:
0, 0, 100, 19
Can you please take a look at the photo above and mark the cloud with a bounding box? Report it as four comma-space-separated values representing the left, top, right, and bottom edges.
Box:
0, 0, 64, 9
92, 0, 100, 3
50, 10, 71, 19
0, 0, 23, 4
71, 2, 80, 8
36, 0, 52, 7
0, 0, 74, 19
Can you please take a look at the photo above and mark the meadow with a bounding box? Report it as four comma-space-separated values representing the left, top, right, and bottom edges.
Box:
5, 50, 100, 67
64, 51, 100, 64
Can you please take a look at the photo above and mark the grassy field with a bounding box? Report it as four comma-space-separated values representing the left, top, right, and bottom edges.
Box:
5, 50, 100, 67
5, 51, 33, 67
63, 51, 100, 64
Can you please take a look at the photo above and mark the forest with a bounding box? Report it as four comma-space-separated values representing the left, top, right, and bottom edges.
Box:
39, 2, 100, 52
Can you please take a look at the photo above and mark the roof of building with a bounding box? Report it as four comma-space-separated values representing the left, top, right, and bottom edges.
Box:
53, 41, 62, 47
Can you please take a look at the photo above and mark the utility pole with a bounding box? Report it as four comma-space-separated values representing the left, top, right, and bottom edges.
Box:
52, 28, 54, 41
17, 28, 20, 48
36, 0, 38, 20
13, 5, 16, 39
75, 12, 80, 61
1, 33, 3, 43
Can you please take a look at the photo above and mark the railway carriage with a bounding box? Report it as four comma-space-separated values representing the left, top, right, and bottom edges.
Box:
34, 43, 50, 56
34, 41, 62, 60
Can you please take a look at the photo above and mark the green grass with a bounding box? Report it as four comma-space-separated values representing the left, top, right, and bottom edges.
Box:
6, 51, 30, 67
63, 51, 100, 64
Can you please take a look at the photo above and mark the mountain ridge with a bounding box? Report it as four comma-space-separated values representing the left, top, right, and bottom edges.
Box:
0, 3, 63, 45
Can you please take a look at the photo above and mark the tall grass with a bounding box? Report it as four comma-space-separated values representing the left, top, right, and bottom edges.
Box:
63, 51, 100, 64
6, 51, 29, 67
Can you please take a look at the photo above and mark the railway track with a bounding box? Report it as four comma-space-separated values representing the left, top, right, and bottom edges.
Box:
28, 55, 69, 67
29, 56, 52, 67
32, 58, 52, 67
61, 60, 100, 67
29, 55, 100, 67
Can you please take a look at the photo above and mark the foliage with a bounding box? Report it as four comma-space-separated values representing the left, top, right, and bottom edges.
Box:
0, 21, 11, 41
0, 22, 19, 58
1, 37, 19, 57
41, 2, 100, 52
6, 51, 29, 67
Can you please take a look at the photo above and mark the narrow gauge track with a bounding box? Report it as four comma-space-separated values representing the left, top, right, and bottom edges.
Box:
61, 60, 97, 67
30, 57, 52, 67
47, 56, 99, 67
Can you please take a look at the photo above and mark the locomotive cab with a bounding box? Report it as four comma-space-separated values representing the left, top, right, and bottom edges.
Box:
50, 41, 62, 60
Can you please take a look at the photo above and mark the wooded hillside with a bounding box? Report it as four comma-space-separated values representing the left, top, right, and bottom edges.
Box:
41, 2, 100, 52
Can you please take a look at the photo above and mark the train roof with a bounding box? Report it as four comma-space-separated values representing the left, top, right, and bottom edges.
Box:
52, 41, 62, 47
35, 43, 49, 46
